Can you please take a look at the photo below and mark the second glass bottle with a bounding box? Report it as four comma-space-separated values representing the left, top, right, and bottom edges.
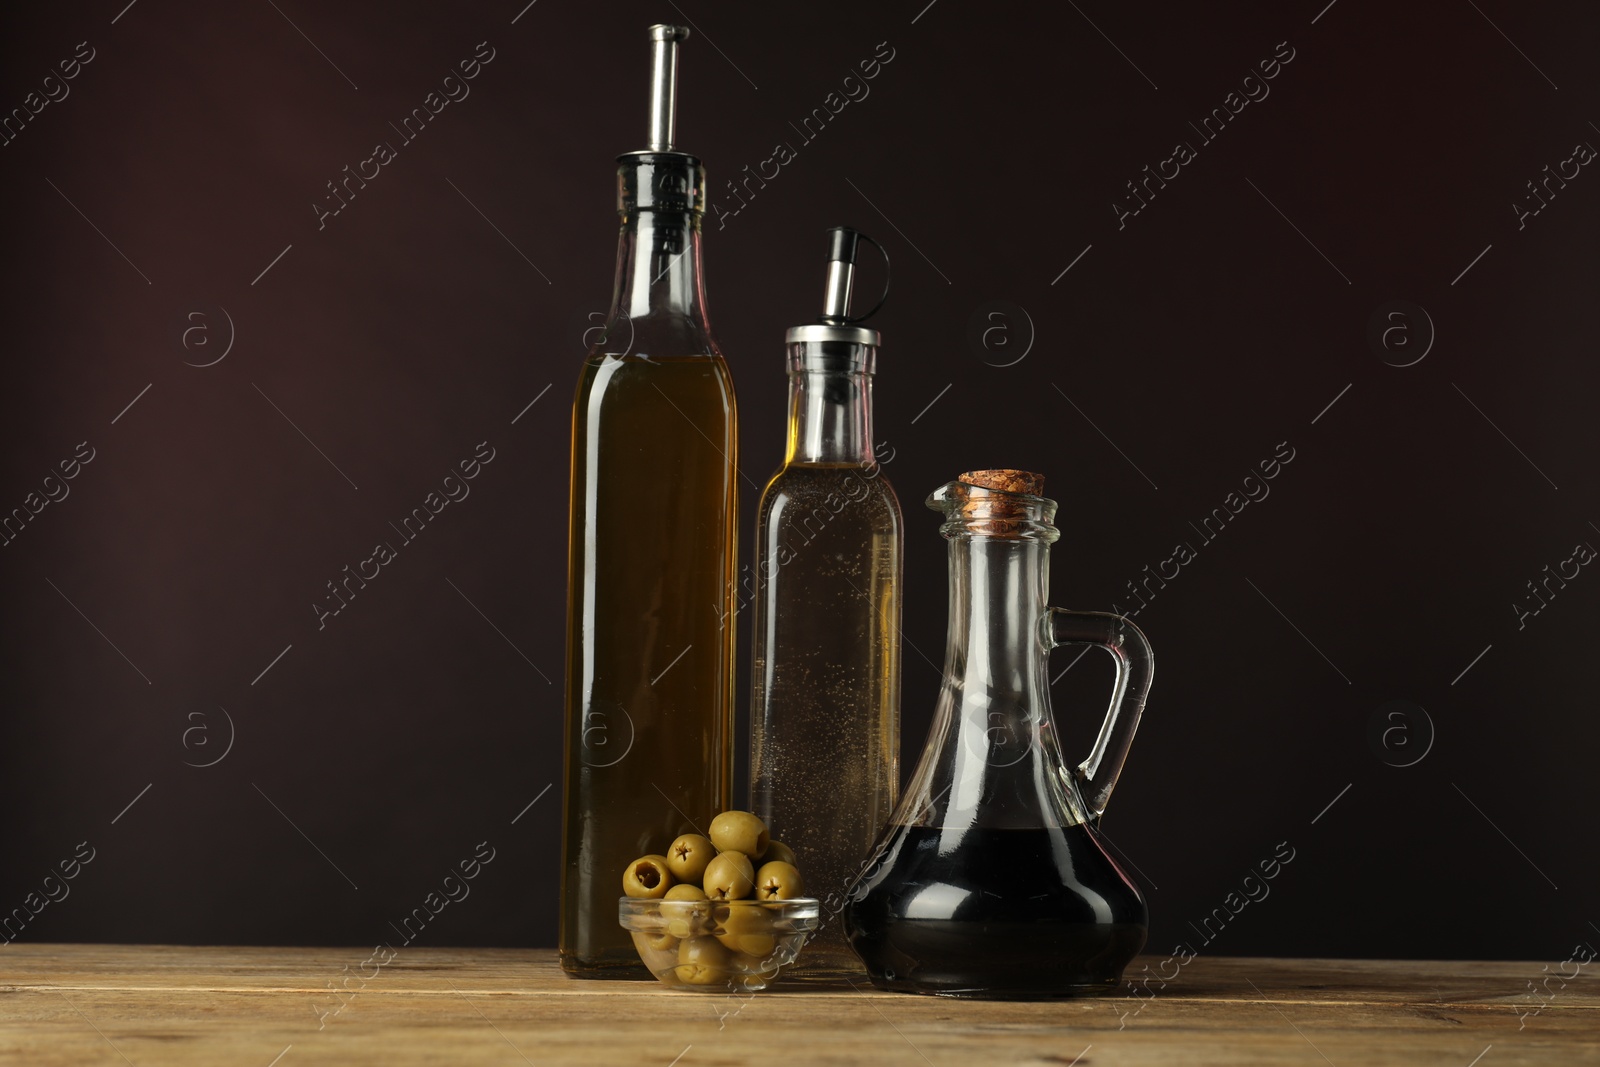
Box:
750, 227, 902, 980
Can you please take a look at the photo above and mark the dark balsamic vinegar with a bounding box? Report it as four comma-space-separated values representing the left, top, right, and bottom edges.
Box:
843, 825, 1148, 997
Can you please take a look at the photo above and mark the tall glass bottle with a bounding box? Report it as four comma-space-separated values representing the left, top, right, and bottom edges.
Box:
560, 25, 737, 978
750, 228, 901, 981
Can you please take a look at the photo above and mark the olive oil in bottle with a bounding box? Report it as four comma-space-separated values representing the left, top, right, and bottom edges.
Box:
559, 26, 737, 979
750, 228, 901, 980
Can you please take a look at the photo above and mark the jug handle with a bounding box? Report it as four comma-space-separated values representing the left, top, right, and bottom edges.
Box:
1047, 609, 1154, 821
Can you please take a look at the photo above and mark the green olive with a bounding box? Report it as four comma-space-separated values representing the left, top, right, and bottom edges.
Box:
753, 861, 805, 901
664, 883, 707, 901
712, 903, 778, 957
621, 855, 673, 899
729, 950, 777, 976
675, 936, 732, 985
666, 833, 716, 883
702, 851, 755, 901
659, 899, 701, 940
761, 840, 798, 867
645, 931, 679, 953
709, 810, 770, 859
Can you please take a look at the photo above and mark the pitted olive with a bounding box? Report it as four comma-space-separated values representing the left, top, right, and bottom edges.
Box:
753, 861, 804, 901
666, 833, 715, 883
622, 855, 673, 899
702, 851, 755, 900
712, 903, 778, 956
675, 936, 733, 985
708, 811, 769, 859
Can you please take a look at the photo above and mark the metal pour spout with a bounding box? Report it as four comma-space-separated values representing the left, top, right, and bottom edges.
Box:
647, 24, 690, 152
784, 226, 888, 347
821, 228, 860, 324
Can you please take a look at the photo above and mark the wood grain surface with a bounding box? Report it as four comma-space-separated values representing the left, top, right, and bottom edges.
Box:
1, 945, 1595, 1065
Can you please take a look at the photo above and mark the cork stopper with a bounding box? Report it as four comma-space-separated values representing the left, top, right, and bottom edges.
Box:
956, 469, 1047, 538
960, 469, 1045, 495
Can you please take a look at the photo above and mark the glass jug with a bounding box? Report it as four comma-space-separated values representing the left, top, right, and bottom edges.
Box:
843, 470, 1154, 997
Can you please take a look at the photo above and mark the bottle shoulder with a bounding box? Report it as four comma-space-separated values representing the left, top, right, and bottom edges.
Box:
580, 350, 729, 368
581, 311, 727, 368
758, 464, 904, 527
575, 351, 737, 401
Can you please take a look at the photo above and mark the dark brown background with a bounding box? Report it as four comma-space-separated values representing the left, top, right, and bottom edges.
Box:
2, 0, 1595, 962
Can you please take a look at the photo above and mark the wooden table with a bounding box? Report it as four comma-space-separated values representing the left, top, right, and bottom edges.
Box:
2, 945, 1594, 1065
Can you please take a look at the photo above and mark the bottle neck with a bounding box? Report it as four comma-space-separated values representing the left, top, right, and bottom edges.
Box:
935, 533, 1088, 830
945, 538, 1050, 700
610, 210, 712, 348
785, 341, 876, 466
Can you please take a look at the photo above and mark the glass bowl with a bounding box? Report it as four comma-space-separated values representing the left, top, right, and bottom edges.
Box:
618, 897, 820, 992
